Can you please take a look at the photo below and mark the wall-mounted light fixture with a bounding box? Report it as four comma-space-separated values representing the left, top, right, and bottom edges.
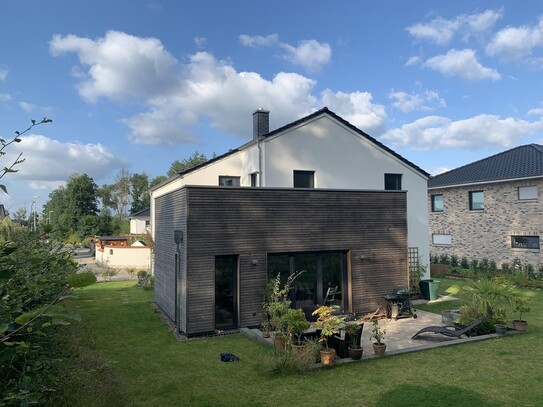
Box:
359, 255, 365, 261
251, 259, 259, 266
174, 230, 183, 245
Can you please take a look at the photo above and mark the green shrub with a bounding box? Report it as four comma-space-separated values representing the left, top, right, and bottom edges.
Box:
136, 270, 154, 289
450, 255, 459, 267
460, 257, 469, 269
67, 271, 97, 288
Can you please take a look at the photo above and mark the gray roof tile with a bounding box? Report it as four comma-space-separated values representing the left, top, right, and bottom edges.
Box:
428, 144, 543, 188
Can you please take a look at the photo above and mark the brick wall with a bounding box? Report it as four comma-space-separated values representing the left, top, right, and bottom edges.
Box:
428, 178, 543, 269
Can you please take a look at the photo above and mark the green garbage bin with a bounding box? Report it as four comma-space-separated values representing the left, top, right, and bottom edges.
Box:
419, 279, 441, 301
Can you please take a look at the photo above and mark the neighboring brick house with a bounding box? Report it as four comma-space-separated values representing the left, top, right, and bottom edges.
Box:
428, 144, 543, 268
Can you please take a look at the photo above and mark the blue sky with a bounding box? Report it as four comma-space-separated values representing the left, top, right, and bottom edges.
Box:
2, 1, 543, 214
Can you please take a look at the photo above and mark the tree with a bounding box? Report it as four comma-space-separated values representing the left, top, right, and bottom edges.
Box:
110, 169, 131, 221
167, 151, 209, 177
130, 172, 150, 214
65, 173, 98, 221
12, 208, 27, 226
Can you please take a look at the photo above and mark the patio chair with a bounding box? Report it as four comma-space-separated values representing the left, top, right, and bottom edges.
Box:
411, 319, 482, 340
324, 286, 339, 305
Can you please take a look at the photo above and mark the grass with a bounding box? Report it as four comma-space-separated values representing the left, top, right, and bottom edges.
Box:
53, 279, 543, 407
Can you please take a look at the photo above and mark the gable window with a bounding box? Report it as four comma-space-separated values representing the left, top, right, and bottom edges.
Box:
293, 170, 315, 188
518, 186, 537, 200
219, 176, 240, 186
511, 235, 540, 250
431, 194, 444, 212
469, 191, 484, 211
384, 173, 402, 190
432, 234, 452, 245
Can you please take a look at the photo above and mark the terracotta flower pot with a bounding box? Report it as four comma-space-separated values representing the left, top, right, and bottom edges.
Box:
372, 342, 386, 356
512, 320, 528, 332
320, 348, 336, 365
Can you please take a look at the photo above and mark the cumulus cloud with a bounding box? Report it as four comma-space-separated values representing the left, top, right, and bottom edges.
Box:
486, 16, 543, 61
5, 134, 125, 181
423, 49, 500, 80
404, 56, 422, 67
49, 31, 179, 103
239, 34, 278, 47
51, 31, 380, 145
193, 36, 207, 48
19, 101, 51, 113
388, 89, 446, 113
381, 114, 543, 150
240, 34, 331, 72
320, 90, 386, 134
279, 39, 332, 72
406, 8, 503, 45
0, 68, 7, 81
0, 93, 11, 102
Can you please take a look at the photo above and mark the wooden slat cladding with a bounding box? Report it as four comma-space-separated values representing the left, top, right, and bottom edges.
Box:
155, 186, 408, 335
154, 188, 188, 332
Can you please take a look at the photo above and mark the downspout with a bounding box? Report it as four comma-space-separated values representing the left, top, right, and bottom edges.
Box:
257, 136, 264, 187
174, 230, 183, 335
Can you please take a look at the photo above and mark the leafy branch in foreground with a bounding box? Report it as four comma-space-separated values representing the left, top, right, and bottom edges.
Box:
0, 117, 52, 194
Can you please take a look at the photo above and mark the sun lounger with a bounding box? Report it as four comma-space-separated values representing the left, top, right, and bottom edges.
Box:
412, 319, 482, 340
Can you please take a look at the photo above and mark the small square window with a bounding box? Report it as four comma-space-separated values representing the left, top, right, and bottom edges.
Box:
518, 186, 537, 200
511, 235, 539, 250
293, 170, 315, 188
431, 194, 444, 212
469, 191, 484, 210
384, 173, 402, 190
432, 234, 452, 245
219, 176, 240, 186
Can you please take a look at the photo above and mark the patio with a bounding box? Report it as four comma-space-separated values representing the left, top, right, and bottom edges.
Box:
242, 305, 516, 364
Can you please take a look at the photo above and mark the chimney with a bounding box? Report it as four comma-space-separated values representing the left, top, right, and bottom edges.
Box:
253, 108, 269, 140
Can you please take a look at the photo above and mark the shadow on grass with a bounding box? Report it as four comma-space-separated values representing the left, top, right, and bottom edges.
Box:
375, 383, 502, 407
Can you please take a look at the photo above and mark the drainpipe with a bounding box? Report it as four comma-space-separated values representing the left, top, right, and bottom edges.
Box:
257, 136, 264, 187
174, 230, 183, 334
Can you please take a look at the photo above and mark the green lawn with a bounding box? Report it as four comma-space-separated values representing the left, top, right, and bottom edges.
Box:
55, 279, 543, 407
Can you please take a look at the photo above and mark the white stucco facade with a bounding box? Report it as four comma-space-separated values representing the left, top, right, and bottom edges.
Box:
151, 109, 430, 274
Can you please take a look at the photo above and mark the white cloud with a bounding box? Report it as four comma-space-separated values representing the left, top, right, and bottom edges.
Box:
193, 36, 207, 48
19, 101, 51, 113
280, 39, 332, 72
404, 56, 422, 67
486, 16, 543, 61
49, 31, 179, 103
388, 89, 446, 113
406, 9, 503, 45
5, 134, 125, 181
239, 34, 278, 47
431, 166, 453, 176
0, 93, 11, 102
51, 31, 383, 145
423, 49, 500, 80
0, 68, 7, 81
320, 90, 386, 134
381, 114, 543, 150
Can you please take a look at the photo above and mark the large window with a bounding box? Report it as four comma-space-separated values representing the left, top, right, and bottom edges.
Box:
431, 194, 444, 212
384, 173, 402, 190
511, 236, 540, 250
267, 251, 346, 309
219, 176, 240, 186
432, 234, 452, 245
518, 186, 537, 200
469, 191, 484, 210
293, 170, 315, 188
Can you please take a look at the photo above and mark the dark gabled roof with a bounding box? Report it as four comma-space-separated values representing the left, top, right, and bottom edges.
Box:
174, 107, 429, 180
129, 208, 150, 218
428, 144, 543, 188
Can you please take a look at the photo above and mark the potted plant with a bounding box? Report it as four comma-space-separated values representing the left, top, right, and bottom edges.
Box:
343, 321, 363, 360
284, 308, 310, 352
312, 305, 345, 365
494, 323, 507, 335
512, 298, 531, 332
370, 318, 387, 356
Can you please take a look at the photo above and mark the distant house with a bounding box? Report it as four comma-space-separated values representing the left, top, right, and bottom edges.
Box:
129, 208, 150, 235
94, 235, 150, 269
151, 107, 430, 336
428, 144, 543, 268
